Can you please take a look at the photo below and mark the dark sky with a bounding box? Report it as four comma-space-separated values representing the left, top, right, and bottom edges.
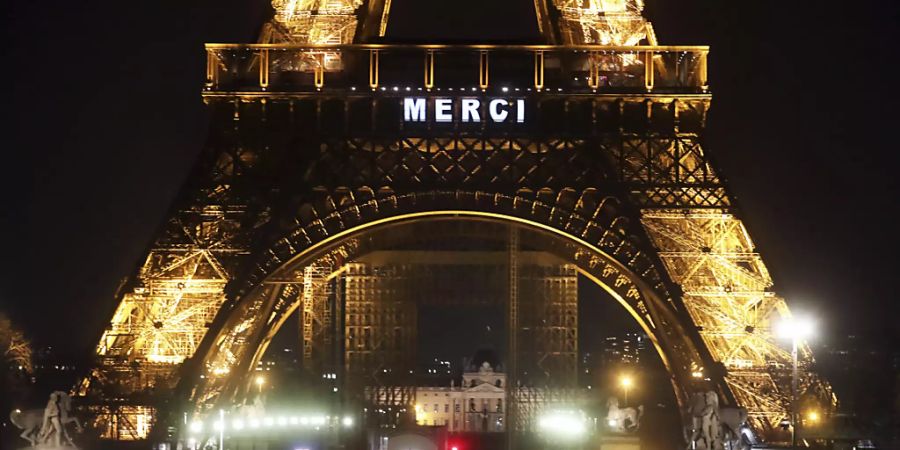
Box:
2, 0, 899, 355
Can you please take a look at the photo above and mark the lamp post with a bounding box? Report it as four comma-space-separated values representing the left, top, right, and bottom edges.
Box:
619, 375, 633, 405
255, 375, 266, 394
776, 315, 815, 449
218, 409, 225, 450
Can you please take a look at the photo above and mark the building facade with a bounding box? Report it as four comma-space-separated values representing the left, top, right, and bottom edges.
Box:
415, 362, 506, 433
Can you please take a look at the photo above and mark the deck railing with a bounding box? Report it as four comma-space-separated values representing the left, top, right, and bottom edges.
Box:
204, 44, 709, 94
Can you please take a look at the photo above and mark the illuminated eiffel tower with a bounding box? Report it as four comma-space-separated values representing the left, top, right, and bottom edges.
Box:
79, 0, 835, 443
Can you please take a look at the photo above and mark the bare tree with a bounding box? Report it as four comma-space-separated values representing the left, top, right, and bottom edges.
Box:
0, 312, 33, 374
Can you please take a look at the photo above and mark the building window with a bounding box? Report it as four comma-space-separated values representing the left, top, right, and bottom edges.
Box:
495, 379, 502, 387
455, 403, 460, 413
434, 403, 438, 412
496, 399, 502, 412
444, 403, 449, 413
469, 399, 476, 411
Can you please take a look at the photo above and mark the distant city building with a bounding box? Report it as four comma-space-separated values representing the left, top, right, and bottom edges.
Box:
602, 333, 648, 367
32, 346, 78, 373
414, 362, 506, 432
255, 347, 300, 372
368, 357, 585, 434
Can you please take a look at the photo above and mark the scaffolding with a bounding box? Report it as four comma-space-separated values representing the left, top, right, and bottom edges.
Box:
343, 263, 417, 381
301, 264, 334, 370
519, 264, 579, 387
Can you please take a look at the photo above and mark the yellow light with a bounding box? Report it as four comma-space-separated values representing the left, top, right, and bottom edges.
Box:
807, 410, 820, 423
255, 375, 265, 386
620, 375, 633, 389
414, 404, 428, 424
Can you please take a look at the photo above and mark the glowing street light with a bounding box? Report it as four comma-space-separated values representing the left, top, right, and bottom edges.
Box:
776, 316, 815, 342
218, 409, 225, 450
776, 315, 816, 449
255, 375, 266, 394
536, 409, 589, 443
619, 374, 634, 404
806, 410, 820, 425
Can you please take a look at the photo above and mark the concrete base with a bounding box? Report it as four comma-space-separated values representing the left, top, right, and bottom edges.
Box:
599, 435, 641, 450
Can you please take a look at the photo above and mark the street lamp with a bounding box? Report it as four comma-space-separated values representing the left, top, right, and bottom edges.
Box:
255, 374, 266, 394
806, 410, 820, 425
776, 315, 815, 449
218, 409, 225, 450
619, 374, 634, 405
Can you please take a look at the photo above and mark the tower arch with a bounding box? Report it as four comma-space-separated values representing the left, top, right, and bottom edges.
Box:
183, 190, 724, 412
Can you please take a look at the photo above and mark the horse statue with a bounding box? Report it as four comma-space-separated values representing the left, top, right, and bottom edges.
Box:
684, 390, 751, 450
9, 391, 82, 448
606, 397, 643, 433
9, 407, 42, 447
717, 406, 751, 450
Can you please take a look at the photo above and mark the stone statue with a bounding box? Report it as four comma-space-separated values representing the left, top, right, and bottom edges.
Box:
717, 406, 751, 450
605, 397, 643, 433
684, 391, 719, 450
9, 391, 82, 449
684, 391, 751, 450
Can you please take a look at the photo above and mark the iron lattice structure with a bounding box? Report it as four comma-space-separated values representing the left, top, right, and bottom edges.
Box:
80, 0, 835, 443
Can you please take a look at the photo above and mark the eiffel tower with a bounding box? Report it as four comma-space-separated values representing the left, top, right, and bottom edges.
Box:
80, 0, 835, 443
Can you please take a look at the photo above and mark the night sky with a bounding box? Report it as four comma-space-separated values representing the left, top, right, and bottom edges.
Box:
2, 0, 899, 356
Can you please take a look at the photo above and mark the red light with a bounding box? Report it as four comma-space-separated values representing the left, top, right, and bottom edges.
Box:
451, 447, 459, 450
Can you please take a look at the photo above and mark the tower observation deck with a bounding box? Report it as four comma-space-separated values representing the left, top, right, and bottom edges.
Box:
81, 0, 835, 444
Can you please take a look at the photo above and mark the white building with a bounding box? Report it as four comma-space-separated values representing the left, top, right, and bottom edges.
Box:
414, 362, 505, 432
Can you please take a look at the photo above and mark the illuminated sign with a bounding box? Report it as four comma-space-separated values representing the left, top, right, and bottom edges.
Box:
403, 98, 525, 123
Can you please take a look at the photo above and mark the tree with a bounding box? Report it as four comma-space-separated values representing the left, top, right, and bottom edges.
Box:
1, 312, 33, 448
0, 312, 33, 373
